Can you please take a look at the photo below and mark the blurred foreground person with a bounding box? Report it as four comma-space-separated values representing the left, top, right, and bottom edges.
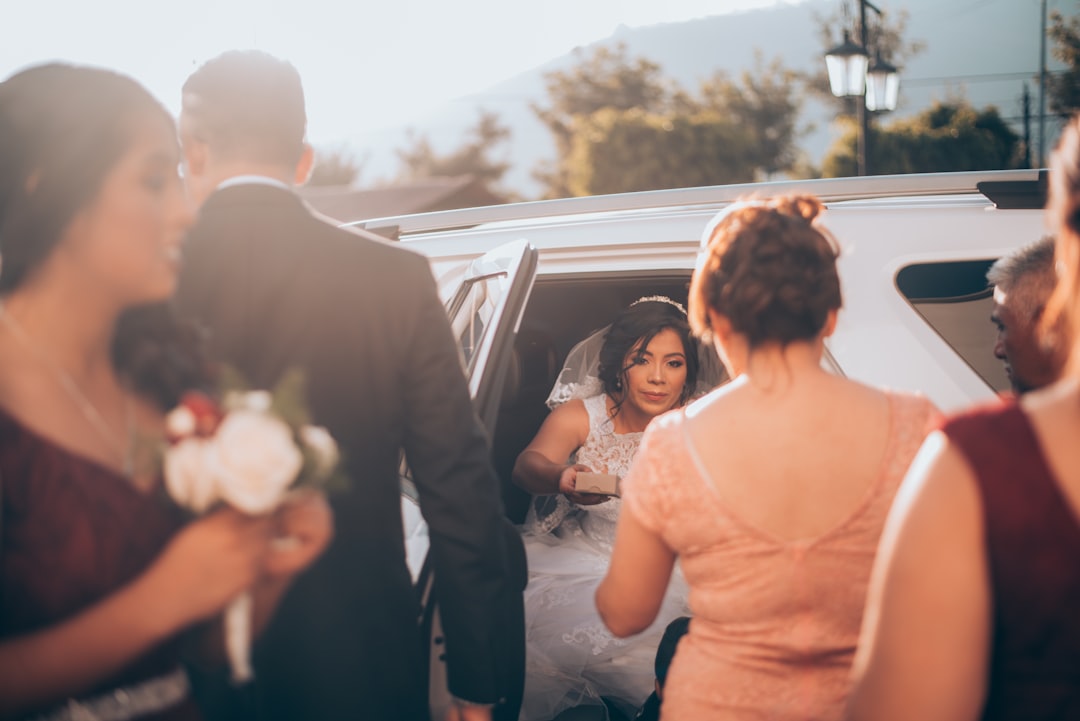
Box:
175, 51, 525, 721
0, 64, 330, 720
846, 118, 1080, 721
596, 196, 940, 720
988, 236, 1064, 394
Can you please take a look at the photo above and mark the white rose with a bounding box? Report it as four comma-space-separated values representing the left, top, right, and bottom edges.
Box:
213, 409, 303, 514
223, 390, 272, 414
164, 438, 219, 513
299, 425, 339, 479
241, 391, 273, 412
164, 405, 197, 439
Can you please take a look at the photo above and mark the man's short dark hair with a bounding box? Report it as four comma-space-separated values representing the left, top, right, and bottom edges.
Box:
182, 50, 306, 167
655, 616, 691, 687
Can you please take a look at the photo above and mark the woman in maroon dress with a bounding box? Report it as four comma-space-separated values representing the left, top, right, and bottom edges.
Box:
847, 118, 1080, 720
0, 65, 332, 720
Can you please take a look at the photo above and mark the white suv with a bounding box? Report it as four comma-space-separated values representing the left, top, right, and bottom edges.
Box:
352, 169, 1045, 717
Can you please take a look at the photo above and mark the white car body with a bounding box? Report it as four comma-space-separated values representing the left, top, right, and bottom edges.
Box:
357, 169, 1046, 414
357, 169, 1047, 719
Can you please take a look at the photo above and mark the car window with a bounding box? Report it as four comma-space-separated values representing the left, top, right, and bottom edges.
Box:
896, 259, 1008, 393
448, 272, 499, 372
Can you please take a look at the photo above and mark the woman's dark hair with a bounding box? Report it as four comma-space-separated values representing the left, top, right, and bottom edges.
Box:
689, 195, 842, 348
0, 63, 210, 409
597, 299, 699, 414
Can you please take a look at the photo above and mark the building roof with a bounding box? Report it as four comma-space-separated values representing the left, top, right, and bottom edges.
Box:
299, 175, 504, 223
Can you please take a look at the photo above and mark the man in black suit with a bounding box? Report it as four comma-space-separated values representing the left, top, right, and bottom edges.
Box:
175, 51, 524, 721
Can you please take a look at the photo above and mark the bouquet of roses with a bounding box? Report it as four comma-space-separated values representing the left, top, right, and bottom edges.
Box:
162, 369, 342, 683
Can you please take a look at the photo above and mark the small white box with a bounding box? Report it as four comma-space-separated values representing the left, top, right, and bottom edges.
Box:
575, 472, 619, 496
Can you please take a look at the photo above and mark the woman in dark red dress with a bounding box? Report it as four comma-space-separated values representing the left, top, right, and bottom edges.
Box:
0, 65, 332, 720
847, 118, 1080, 720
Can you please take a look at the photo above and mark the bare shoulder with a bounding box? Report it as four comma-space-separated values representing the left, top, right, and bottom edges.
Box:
830, 377, 942, 425
545, 398, 590, 436
521, 399, 592, 459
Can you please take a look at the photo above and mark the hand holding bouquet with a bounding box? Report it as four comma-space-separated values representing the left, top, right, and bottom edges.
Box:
162, 370, 341, 682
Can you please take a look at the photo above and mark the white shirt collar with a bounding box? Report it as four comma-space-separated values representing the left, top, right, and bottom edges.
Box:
216, 175, 292, 192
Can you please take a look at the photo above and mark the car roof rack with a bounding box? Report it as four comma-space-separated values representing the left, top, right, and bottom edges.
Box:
977, 170, 1047, 210
349, 169, 1042, 240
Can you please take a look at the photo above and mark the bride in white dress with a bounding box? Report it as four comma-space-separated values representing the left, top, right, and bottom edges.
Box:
512, 297, 720, 720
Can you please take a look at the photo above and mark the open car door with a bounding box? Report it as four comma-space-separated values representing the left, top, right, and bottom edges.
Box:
398, 239, 538, 719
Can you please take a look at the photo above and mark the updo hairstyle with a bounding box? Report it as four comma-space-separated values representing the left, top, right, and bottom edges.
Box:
598, 299, 699, 413
1045, 117, 1080, 375
0, 63, 210, 409
689, 195, 842, 349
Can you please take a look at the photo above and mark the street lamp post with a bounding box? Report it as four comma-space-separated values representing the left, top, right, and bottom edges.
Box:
866, 54, 900, 112
824, 0, 898, 176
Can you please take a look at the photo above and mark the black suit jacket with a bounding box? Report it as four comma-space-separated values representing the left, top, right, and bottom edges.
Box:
176, 183, 524, 720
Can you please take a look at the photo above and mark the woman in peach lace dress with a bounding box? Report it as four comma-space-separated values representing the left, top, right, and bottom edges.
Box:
596, 196, 940, 720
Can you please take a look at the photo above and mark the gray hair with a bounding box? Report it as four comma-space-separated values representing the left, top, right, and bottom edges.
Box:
987, 236, 1057, 320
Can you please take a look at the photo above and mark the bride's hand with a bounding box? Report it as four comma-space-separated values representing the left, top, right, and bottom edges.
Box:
559, 464, 609, 506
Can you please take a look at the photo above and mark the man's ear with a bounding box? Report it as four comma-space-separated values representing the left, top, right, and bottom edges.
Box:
822, 308, 839, 338
294, 143, 314, 186
706, 309, 733, 341
182, 135, 208, 179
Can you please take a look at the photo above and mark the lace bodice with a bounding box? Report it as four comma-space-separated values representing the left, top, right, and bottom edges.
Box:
523, 394, 644, 540
572, 394, 642, 532
619, 392, 940, 720
574, 394, 643, 477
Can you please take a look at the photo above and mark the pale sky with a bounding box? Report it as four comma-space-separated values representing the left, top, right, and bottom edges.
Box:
4, 0, 809, 145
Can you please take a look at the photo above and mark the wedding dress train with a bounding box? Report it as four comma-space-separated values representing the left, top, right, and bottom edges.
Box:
520, 394, 689, 721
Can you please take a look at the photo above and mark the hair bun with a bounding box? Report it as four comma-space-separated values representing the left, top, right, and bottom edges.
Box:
772, 195, 824, 224
688, 194, 842, 347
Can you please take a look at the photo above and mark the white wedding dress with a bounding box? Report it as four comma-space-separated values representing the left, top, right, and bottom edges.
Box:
520, 394, 690, 721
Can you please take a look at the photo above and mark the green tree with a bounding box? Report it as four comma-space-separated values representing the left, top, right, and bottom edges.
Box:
564, 107, 755, 196
1048, 7, 1080, 118
395, 109, 511, 188
533, 44, 807, 197
308, 146, 364, 186
822, 101, 1022, 177
531, 43, 674, 197
697, 53, 807, 178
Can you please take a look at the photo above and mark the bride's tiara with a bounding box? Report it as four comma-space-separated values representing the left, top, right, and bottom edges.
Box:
630, 295, 687, 315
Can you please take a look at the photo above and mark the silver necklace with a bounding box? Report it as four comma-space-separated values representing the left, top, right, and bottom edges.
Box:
0, 305, 135, 476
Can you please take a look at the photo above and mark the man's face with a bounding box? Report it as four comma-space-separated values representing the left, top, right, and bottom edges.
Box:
991, 282, 1061, 394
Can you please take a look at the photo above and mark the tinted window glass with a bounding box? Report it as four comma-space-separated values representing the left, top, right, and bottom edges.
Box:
896, 260, 1008, 393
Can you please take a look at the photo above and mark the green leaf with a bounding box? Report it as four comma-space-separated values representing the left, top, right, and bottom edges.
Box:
270, 368, 311, 429
216, 364, 251, 395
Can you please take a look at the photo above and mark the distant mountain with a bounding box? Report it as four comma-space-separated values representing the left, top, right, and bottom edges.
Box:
348, 0, 1062, 198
